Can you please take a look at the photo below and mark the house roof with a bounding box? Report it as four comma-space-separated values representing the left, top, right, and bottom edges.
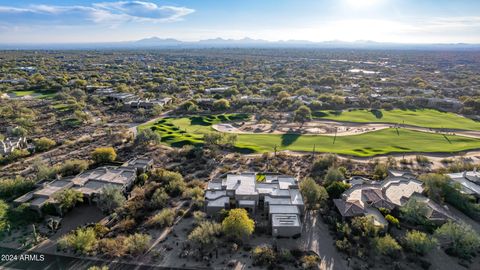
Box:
271, 213, 300, 227
334, 199, 365, 217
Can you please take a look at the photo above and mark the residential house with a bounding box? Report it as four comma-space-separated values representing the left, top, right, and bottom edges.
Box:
14, 157, 153, 215
205, 173, 304, 237
447, 170, 480, 202
334, 175, 454, 227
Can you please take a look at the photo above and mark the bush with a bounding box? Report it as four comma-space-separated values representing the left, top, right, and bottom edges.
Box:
188, 221, 222, 250
92, 147, 117, 164
385, 214, 400, 228
299, 178, 329, 210
434, 221, 480, 259
403, 230, 437, 255
150, 188, 169, 209
311, 154, 337, 177
34, 137, 56, 152
98, 236, 127, 257
135, 129, 161, 146
58, 159, 89, 177
97, 185, 126, 214
373, 234, 402, 257
326, 181, 350, 199
58, 227, 98, 254
125, 233, 151, 255
53, 189, 83, 214
301, 255, 320, 269
252, 245, 276, 267
0, 177, 35, 200
324, 167, 344, 186
146, 208, 175, 228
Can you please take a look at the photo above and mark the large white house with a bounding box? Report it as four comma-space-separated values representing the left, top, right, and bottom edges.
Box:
205, 173, 304, 237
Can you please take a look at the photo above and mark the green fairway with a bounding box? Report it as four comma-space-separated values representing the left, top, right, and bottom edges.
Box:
313, 109, 480, 131
139, 114, 480, 157
10, 89, 57, 99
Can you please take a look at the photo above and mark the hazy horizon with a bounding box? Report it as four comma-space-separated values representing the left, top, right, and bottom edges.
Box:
0, 0, 479, 44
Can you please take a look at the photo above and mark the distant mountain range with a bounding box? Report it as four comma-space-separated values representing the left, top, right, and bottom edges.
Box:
1, 37, 480, 50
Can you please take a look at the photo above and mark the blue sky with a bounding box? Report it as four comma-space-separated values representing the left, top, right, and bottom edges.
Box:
0, 0, 479, 43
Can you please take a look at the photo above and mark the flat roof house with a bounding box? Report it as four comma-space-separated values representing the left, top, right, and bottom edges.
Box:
14, 157, 153, 215
205, 173, 304, 237
447, 170, 480, 202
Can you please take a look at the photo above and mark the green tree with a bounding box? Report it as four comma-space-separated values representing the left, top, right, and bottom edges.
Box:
434, 221, 480, 259
299, 178, 329, 210
92, 147, 117, 164
34, 137, 56, 152
54, 189, 83, 213
222, 208, 255, 242
403, 230, 437, 255
213, 99, 230, 111
373, 163, 388, 180
97, 185, 126, 214
326, 181, 350, 199
188, 221, 222, 252
373, 234, 402, 257
293, 105, 312, 126
399, 198, 430, 226
135, 129, 161, 146
324, 167, 344, 186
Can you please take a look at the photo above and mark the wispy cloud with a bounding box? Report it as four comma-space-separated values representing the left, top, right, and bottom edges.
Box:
0, 1, 195, 25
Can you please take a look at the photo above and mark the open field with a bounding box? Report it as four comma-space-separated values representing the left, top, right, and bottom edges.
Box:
314, 109, 480, 131
139, 114, 480, 157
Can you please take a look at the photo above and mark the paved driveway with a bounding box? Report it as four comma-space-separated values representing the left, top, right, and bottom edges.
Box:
301, 211, 349, 270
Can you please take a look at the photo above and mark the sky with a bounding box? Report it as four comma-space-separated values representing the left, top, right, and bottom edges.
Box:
0, 0, 479, 44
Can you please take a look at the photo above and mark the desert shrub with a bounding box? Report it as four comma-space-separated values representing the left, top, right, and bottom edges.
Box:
58, 159, 89, 177
403, 230, 437, 255
434, 221, 480, 259
373, 234, 402, 257
385, 214, 400, 228
0, 177, 35, 200
150, 188, 169, 209
58, 227, 98, 254
92, 147, 117, 164
252, 245, 276, 267
188, 221, 222, 251
125, 233, 151, 255
146, 208, 175, 227
301, 254, 320, 269
34, 137, 56, 152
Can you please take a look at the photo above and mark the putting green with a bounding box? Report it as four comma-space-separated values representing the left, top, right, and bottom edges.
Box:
314, 109, 480, 131
139, 114, 480, 157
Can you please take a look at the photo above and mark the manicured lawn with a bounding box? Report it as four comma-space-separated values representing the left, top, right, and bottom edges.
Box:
140, 114, 480, 157
313, 109, 480, 131
10, 89, 57, 99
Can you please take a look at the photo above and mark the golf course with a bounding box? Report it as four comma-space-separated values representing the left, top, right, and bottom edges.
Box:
139, 110, 480, 157
313, 109, 480, 130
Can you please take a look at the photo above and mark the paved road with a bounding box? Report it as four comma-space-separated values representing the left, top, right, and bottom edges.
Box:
301, 211, 349, 270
